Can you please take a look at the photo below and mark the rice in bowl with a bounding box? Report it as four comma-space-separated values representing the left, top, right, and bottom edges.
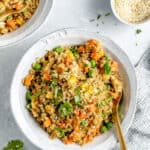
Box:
22, 39, 123, 145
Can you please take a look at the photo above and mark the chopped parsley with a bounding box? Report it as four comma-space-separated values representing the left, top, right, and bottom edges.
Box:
3, 140, 24, 150
136, 29, 142, 34
105, 13, 111, 16
97, 14, 101, 20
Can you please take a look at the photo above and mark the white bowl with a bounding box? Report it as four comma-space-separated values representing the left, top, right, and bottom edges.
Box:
10, 28, 137, 150
110, 0, 150, 26
0, 0, 53, 47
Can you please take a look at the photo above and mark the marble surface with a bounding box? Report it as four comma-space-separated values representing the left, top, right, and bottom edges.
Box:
0, 0, 150, 149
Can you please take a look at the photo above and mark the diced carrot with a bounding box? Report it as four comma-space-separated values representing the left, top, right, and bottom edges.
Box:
78, 62, 84, 69
83, 66, 89, 73
64, 57, 72, 65
79, 111, 86, 119
87, 39, 97, 46
15, 2, 23, 10
43, 118, 51, 128
74, 109, 80, 116
59, 123, 66, 128
77, 46, 85, 53
83, 135, 93, 143
91, 51, 100, 61
43, 73, 51, 81
63, 137, 73, 144
87, 104, 97, 112
56, 66, 64, 73
111, 61, 119, 71
6, 20, 16, 29
23, 75, 32, 86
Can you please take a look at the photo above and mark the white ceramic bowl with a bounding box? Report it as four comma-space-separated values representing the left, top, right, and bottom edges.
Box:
10, 28, 137, 150
110, 0, 150, 26
0, 0, 53, 47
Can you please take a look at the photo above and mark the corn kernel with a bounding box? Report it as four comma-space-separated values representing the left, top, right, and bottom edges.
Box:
68, 51, 74, 59
99, 49, 104, 58
16, 19, 23, 25
69, 76, 77, 85
81, 83, 88, 90
46, 91, 53, 99
88, 85, 94, 93
102, 74, 110, 81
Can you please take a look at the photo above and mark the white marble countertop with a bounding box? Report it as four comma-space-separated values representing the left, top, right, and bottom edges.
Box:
0, 0, 150, 149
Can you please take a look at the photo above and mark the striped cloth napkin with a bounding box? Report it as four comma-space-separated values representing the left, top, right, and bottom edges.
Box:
112, 49, 150, 150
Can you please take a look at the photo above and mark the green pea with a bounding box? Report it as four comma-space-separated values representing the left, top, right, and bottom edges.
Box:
80, 120, 88, 127
88, 69, 95, 77
99, 113, 105, 118
101, 126, 108, 133
90, 59, 96, 67
26, 91, 32, 102
7, 15, 13, 20
33, 63, 41, 71
106, 121, 113, 129
55, 46, 62, 54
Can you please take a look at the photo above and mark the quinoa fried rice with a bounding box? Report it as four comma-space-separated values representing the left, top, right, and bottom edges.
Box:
23, 39, 123, 145
0, 0, 39, 34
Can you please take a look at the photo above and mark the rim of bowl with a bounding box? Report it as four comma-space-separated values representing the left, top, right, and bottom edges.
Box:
0, 0, 54, 48
110, 0, 150, 26
10, 27, 137, 150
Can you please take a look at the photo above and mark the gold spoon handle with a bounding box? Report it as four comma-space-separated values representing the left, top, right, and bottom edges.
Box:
114, 110, 127, 150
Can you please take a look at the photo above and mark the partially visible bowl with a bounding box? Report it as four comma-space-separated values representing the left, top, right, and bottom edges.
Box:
110, 0, 150, 26
10, 28, 137, 150
0, 0, 53, 48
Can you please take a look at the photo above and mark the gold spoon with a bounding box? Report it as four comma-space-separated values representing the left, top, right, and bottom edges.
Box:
113, 91, 127, 150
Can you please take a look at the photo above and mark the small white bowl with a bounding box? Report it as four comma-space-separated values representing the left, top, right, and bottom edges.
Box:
0, 0, 53, 47
110, 0, 150, 26
10, 28, 137, 150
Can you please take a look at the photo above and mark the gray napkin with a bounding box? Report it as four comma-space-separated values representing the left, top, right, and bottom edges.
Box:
112, 49, 150, 150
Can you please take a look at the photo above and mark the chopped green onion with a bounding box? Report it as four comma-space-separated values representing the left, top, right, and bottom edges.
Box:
80, 120, 88, 127
23, 8, 28, 14
51, 78, 57, 88
75, 86, 81, 94
106, 121, 113, 129
90, 59, 96, 67
104, 57, 111, 74
55, 46, 62, 54
101, 126, 108, 133
26, 103, 32, 110
88, 69, 95, 77
74, 95, 81, 105
58, 102, 73, 117
33, 63, 42, 71
55, 127, 69, 138
84, 63, 89, 67
70, 46, 79, 57
99, 113, 105, 118
57, 89, 63, 98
